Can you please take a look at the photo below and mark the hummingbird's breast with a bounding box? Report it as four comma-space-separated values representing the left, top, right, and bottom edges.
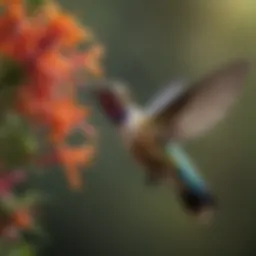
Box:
118, 106, 146, 142
119, 108, 173, 178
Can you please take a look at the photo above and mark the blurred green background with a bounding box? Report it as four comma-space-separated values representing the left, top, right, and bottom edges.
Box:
38, 0, 256, 255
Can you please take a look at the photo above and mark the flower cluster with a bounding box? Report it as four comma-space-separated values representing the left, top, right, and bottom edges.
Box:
0, 0, 103, 188
0, 0, 103, 254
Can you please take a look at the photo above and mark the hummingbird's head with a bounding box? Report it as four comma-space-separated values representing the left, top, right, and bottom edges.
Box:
95, 81, 133, 125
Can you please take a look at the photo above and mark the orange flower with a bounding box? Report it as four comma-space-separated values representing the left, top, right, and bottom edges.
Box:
16, 84, 51, 123
36, 51, 72, 83
48, 14, 87, 47
0, 0, 103, 189
11, 209, 31, 229
39, 1, 61, 18
48, 98, 89, 143
12, 22, 41, 61
56, 145, 95, 189
84, 44, 104, 77
0, 4, 25, 57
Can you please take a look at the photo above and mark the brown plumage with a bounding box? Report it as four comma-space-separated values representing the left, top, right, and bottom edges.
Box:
126, 119, 179, 185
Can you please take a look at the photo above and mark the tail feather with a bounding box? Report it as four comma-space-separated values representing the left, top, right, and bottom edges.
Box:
166, 144, 217, 215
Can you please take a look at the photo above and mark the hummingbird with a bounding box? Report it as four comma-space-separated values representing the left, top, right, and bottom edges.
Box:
94, 60, 250, 221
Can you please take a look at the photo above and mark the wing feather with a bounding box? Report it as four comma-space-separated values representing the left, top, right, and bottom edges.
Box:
147, 59, 250, 141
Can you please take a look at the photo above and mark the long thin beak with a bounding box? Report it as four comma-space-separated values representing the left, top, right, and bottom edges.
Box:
83, 78, 113, 102
85, 77, 111, 92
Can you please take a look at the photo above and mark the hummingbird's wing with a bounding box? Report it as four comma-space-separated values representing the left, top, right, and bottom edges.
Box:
145, 59, 250, 141
145, 78, 189, 117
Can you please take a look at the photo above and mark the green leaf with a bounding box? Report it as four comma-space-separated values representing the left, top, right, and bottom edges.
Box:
0, 237, 31, 256
7, 242, 34, 256
26, 0, 46, 14
1, 192, 42, 213
0, 58, 25, 89
19, 243, 34, 256
19, 191, 45, 207
0, 113, 39, 169
0, 87, 18, 117
1, 194, 18, 213
26, 223, 48, 239
0, 133, 38, 169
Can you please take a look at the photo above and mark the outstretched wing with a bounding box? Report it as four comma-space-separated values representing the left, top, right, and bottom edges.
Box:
145, 59, 250, 141
144, 78, 189, 117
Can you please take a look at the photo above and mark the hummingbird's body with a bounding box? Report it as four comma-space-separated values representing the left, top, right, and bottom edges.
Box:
115, 101, 212, 217
95, 59, 250, 220
119, 106, 174, 183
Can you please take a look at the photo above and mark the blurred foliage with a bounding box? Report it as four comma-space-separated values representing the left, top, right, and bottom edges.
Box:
0, 113, 38, 169
26, 0, 46, 13
0, 58, 25, 89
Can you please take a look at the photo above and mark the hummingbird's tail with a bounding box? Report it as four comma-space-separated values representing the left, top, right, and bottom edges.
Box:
179, 184, 216, 222
167, 144, 217, 220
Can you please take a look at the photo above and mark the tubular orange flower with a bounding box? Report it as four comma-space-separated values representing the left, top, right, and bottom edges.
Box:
11, 209, 31, 229
0, 6, 25, 57
56, 145, 95, 189
0, 0, 103, 189
47, 99, 89, 143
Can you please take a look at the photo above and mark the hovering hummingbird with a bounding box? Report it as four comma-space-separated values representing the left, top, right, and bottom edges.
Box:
94, 60, 249, 221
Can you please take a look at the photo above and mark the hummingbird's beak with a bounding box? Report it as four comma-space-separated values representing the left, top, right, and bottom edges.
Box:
86, 78, 111, 92
85, 78, 113, 101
